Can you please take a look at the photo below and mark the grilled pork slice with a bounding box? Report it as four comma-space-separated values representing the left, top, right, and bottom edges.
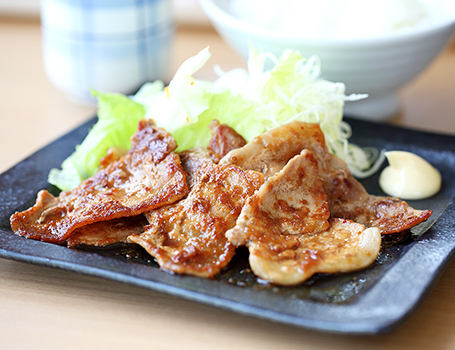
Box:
65, 120, 245, 248
179, 149, 214, 188
10, 120, 188, 243
220, 121, 327, 179
222, 121, 432, 234
128, 158, 264, 278
207, 119, 247, 162
66, 215, 148, 247
226, 150, 381, 285
179, 120, 247, 188
248, 219, 381, 286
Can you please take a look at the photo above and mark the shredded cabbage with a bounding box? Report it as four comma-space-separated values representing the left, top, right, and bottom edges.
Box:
50, 46, 381, 191
135, 46, 378, 175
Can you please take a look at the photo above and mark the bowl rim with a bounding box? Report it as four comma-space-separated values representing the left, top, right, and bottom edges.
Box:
199, 0, 455, 47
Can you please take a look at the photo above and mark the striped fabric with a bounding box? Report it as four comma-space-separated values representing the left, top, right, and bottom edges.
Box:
41, 0, 174, 104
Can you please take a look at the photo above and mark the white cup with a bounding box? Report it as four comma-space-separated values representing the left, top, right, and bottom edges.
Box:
41, 0, 174, 105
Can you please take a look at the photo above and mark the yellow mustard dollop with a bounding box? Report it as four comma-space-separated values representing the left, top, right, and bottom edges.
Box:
379, 151, 441, 200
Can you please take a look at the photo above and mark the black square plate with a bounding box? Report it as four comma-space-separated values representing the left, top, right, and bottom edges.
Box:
0, 117, 454, 335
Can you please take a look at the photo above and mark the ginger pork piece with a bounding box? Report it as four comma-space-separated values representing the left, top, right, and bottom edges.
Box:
10, 120, 188, 243
128, 154, 264, 278
66, 215, 148, 247
222, 121, 432, 235
67, 120, 244, 248
206, 119, 247, 162
179, 149, 214, 188
178, 120, 247, 188
226, 150, 381, 286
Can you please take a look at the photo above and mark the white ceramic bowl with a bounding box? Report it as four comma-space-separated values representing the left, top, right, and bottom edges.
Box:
199, 0, 455, 120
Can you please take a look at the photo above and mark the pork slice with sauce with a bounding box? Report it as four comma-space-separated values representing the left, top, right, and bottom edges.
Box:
178, 119, 247, 187
206, 119, 247, 162
64, 120, 246, 248
128, 156, 264, 278
10, 119, 189, 243
66, 215, 148, 248
221, 121, 432, 235
226, 150, 381, 286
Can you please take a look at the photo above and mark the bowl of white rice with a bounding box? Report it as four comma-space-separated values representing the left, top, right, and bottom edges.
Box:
200, 0, 455, 120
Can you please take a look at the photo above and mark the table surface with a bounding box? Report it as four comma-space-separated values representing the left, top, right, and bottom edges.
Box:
1, 15, 455, 350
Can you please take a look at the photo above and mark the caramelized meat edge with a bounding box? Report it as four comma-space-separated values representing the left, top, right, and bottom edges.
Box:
65, 120, 245, 248
10, 120, 189, 243
207, 119, 247, 162
67, 215, 148, 247
226, 150, 381, 285
222, 121, 432, 234
128, 152, 264, 278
